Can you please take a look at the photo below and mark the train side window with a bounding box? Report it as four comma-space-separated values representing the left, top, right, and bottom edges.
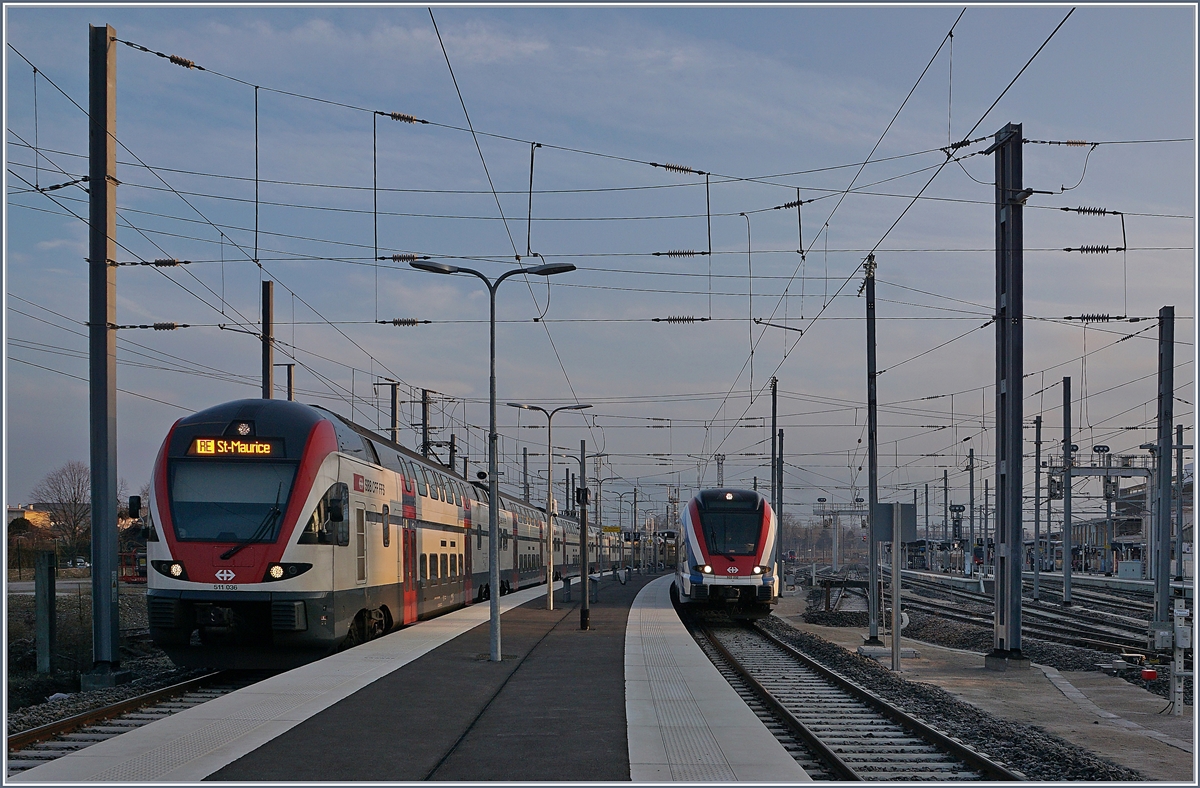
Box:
355, 508, 367, 583
458, 554, 464, 577
410, 462, 427, 497
436, 474, 448, 502
381, 505, 390, 547
440, 553, 449, 578
420, 553, 428, 581
430, 553, 440, 580
420, 467, 434, 498
450, 553, 458, 577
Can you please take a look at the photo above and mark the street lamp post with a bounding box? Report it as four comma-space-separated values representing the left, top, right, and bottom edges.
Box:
412, 260, 575, 661
507, 402, 592, 610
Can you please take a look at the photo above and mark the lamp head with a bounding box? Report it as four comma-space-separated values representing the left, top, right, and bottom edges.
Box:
410, 260, 459, 275
527, 262, 576, 276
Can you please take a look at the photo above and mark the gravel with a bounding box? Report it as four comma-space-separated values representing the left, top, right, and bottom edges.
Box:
6, 586, 205, 733
761, 615, 1146, 781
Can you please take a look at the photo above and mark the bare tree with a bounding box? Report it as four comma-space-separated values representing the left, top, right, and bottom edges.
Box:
31, 461, 91, 562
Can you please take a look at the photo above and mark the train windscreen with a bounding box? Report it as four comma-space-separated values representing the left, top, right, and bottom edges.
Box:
698, 504, 762, 556
169, 461, 296, 542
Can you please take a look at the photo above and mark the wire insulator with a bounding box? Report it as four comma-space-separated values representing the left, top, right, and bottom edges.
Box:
1071, 206, 1108, 216
650, 162, 705, 176
1066, 139, 1090, 146
388, 112, 424, 124
1064, 245, 1113, 254
153, 322, 182, 331
381, 253, 422, 263
653, 315, 703, 324
153, 258, 180, 266
168, 54, 195, 69
653, 250, 699, 258
1066, 313, 1112, 323
776, 199, 805, 210
382, 318, 424, 326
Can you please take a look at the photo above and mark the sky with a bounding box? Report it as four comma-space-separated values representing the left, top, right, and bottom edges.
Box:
4, 3, 1196, 535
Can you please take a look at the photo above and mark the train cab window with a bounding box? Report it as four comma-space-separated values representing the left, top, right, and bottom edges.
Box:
697, 493, 763, 555
381, 505, 390, 548
300, 482, 348, 545
450, 553, 458, 577
420, 553, 428, 581
440, 553, 449, 578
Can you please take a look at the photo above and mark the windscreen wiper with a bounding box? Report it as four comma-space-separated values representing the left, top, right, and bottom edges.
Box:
220, 483, 283, 560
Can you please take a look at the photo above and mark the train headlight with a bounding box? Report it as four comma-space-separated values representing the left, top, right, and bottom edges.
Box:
702, 564, 713, 574
262, 563, 313, 582
151, 560, 188, 580
752, 565, 763, 574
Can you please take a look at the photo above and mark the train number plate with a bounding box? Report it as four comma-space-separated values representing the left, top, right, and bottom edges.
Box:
212, 584, 238, 591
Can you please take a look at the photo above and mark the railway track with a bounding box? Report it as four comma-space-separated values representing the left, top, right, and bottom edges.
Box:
888, 574, 1156, 653
689, 618, 1022, 781
6, 671, 273, 776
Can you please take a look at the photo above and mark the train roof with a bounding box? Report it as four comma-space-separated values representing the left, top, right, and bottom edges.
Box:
173, 398, 575, 522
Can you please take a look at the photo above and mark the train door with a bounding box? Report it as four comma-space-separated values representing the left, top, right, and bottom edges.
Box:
403, 524, 417, 624
355, 505, 367, 585
512, 515, 520, 591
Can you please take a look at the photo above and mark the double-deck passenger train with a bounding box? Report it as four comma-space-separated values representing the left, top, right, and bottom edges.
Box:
675, 488, 779, 618
145, 398, 617, 668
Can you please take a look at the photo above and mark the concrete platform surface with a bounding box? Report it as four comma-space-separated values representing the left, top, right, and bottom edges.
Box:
626, 575, 811, 782
13, 571, 805, 783
773, 594, 1194, 782
9, 579, 569, 783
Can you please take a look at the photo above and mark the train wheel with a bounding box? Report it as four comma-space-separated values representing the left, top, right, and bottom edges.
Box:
341, 613, 367, 650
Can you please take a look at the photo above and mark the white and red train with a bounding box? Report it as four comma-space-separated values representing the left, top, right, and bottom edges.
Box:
675, 489, 779, 617
146, 398, 617, 668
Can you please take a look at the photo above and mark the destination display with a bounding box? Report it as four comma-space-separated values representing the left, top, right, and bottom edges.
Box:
188, 437, 283, 457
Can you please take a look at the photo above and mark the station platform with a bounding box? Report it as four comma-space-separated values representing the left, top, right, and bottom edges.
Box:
10, 572, 807, 783
772, 594, 1194, 782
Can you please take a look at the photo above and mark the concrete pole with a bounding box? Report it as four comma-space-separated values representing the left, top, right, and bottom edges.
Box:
422, 389, 431, 458
984, 480, 989, 576
924, 483, 930, 550
1104, 452, 1113, 575
1033, 418, 1041, 598
261, 280, 273, 398
770, 376, 778, 517
777, 428, 784, 578
87, 23, 122, 683
943, 469, 949, 559
35, 551, 56, 674
865, 261, 882, 642
1062, 376, 1073, 605
969, 448, 976, 578
579, 439, 590, 630
545, 415, 555, 610
1154, 306, 1174, 625
1175, 424, 1185, 581
891, 502, 902, 672
487, 286, 501, 661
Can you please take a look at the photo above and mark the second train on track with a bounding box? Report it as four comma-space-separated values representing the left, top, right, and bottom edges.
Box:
675, 488, 779, 618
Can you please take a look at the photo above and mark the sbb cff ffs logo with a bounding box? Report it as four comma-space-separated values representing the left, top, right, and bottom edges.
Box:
353, 474, 385, 495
